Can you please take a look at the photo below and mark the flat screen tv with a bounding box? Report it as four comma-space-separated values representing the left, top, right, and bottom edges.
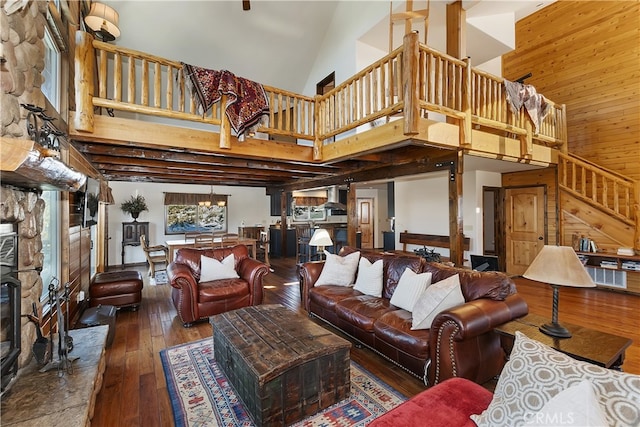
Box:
470, 254, 500, 272
83, 177, 100, 227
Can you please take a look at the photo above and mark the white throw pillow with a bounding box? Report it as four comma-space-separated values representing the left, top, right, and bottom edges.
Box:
411, 274, 464, 330
389, 268, 432, 312
471, 331, 640, 427
199, 254, 239, 283
353, 257, 384, 297
315, 251, 360, 287
521, 380, 608, 427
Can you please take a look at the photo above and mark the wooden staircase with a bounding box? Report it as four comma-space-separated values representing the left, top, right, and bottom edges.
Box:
558, 152, 640, 254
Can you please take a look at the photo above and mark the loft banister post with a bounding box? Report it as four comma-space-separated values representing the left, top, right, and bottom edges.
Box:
219, 94, 231, 149
461, 57, 472, 147
313, 94, 322, 161
521, 113, 533, 159
634, 181, 640, 252
560, 103, 568, 153
74, 30, 95, 133
402, 31, 420, 136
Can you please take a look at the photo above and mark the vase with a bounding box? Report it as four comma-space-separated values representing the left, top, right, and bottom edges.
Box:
131, 212, 140, 221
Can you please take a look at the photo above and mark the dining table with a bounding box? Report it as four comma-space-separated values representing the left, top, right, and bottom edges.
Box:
165, 237, 257, 263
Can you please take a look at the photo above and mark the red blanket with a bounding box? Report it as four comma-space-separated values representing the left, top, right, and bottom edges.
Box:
182, 63, 269, 138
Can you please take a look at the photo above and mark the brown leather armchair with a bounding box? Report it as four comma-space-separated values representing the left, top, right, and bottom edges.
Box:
167, 245, 269, 327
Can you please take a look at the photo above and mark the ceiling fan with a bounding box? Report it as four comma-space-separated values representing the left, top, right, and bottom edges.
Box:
242, 0, 250, 11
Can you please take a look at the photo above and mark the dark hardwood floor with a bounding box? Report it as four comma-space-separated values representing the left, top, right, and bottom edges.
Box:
89, 256, 640, 427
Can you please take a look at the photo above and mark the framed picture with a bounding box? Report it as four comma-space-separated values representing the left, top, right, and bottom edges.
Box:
165, 204, 227, 234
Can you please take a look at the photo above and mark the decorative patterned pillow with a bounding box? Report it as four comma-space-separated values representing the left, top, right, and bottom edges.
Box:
471, 331, 640, 427
315, 250, 360, 287
353, 257, 384, 297
389, 268, 432, 312
411, 274, 464, 330
199, 253, 239, 282
521, 380, 608, 427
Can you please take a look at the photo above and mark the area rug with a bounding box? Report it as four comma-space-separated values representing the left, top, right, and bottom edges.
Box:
153, 270, 168, 285
160, 338, 407, 427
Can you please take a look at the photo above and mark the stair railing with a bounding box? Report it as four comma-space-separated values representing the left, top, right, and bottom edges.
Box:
558, 152, 639, 249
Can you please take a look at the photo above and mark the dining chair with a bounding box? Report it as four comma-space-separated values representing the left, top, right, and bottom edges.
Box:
255, 230, 270, 266
295, 225, 312, 264
194, 233, 214, 248
140, 235, 169, 277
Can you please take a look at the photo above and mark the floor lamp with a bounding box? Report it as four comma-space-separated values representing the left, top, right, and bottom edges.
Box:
309, 228, 333, 261
523, 245, 596, 338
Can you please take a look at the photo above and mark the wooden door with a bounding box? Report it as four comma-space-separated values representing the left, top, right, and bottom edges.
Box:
357, 198, 374, 249
505, 186, 546, 275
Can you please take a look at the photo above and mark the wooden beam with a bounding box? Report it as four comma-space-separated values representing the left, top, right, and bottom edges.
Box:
74, 30, 94, 133
448, 152, 464, 266
402, 32, 420, 135
347, 183, 358, 247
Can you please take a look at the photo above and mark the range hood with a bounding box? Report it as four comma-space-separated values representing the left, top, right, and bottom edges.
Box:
323, 185, 346, 211
0, 138, 86, 192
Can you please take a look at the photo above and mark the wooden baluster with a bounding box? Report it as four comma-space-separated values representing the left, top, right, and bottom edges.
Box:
114, 53, 122, 102
142, 59, 149, 107
128, 56, 135, 104
154, 62, 161, 108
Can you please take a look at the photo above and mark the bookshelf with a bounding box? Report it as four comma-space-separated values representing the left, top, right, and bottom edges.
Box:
576, 251, 640, 295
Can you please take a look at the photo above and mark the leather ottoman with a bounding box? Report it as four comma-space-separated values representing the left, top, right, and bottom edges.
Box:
89, 271, 143, 310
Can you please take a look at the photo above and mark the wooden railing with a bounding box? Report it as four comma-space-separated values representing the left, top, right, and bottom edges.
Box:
558, 152, 639, 231
74, 31, 567, 160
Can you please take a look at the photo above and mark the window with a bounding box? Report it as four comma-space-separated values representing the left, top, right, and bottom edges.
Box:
42, 27, 60, 110
40, 191, 60, 301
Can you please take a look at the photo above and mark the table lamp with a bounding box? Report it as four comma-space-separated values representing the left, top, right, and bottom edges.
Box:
309, 228, 333, 260
523, 245, 596, 338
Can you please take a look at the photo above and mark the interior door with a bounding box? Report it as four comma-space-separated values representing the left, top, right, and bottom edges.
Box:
357, 198, 374, 249
505, 186, 546, 275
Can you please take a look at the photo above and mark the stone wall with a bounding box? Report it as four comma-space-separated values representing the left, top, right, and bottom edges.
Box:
1, 0, 50, 370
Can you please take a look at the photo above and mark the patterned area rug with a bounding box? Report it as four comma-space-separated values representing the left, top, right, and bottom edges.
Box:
154, 270, 168, 285
160, 338, 407, 427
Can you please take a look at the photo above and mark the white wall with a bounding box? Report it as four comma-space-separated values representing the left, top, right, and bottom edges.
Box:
393, 169, 502, 263
108, 182, 270, 266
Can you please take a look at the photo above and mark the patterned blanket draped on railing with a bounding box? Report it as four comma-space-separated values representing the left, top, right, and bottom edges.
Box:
504, 79, 550, 133
182, 63, 270, 138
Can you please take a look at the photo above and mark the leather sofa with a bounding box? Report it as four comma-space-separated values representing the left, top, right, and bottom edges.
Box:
167, 245, 269, 327
299, 247, 528, 386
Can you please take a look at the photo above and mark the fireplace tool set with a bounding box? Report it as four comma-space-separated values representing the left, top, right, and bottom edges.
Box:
26, 278, 78, 376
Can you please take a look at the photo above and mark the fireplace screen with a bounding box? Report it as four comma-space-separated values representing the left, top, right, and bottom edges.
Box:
1, 223, 20, 394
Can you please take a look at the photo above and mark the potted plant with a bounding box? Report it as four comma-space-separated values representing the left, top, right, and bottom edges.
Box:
120, 194, 148, 221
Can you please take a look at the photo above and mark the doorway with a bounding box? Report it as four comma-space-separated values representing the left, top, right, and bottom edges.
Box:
357, 197, 374, 249
504, 186, 547, 275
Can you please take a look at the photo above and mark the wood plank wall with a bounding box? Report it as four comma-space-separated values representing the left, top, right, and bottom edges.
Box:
503, 1, 640, 180
502, 168, 558, 246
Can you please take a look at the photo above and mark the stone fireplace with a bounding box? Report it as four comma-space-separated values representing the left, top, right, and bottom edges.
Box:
0, 187, 46, 391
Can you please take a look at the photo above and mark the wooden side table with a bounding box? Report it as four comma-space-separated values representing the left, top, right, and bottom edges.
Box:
495, 313, 632, 370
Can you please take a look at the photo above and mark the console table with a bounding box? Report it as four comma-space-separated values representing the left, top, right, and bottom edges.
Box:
121, 221, 148, 266
495, 313, 632, 370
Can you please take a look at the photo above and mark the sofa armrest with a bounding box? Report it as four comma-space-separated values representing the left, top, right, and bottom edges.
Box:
299, 261, 325, 311
167, 262, 199, 324
237, 257, 270, 305
168, 262, 198, 291
428, 293, 528, 386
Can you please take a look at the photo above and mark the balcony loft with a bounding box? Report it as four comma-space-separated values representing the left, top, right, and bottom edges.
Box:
69, 31, 567, 189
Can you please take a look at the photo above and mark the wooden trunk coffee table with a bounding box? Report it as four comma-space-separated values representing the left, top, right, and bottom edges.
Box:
211, 304, 351, 426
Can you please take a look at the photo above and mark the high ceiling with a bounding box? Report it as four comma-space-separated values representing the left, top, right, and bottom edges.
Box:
72, 0, 553, 189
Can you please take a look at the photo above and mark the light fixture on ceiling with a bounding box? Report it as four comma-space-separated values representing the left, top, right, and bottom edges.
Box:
523, 245, 596, 338
84, 2, 120, 42
199, 186, 227, 208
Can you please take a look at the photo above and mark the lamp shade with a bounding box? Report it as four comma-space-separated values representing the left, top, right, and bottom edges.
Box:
523, 245, 595, 288
309, 228, 333, 247
85, 2, 120, 39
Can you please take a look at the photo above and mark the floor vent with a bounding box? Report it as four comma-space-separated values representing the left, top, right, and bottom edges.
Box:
585, 267, 627, 289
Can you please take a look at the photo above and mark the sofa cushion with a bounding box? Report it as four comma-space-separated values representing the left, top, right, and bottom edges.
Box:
309, 285, 362, 312
374, 309, 430, 359
411, 274, 464, 330
315, 250, 360, 286
390, 268, 432, 312
335, 295, 396, 332
422, 262, 516, 301
353, 257, 384, 297
199, 253, 239, 282
471, 331, 640, 427
521, 380, 607, 427
198, 278, 249, 303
